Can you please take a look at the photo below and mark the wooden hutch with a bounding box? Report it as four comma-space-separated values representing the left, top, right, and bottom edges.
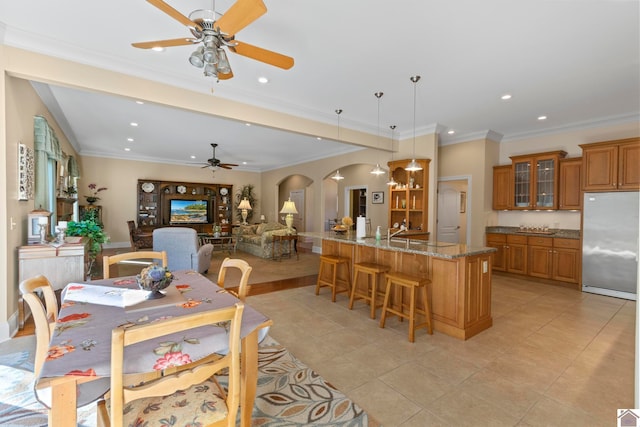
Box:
387, 159, 431, 234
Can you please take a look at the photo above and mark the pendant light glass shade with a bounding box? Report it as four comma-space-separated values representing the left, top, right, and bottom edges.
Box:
331, 109, 345, 181
370, 92, 386, 176
387, 125, 398, 186
406, 75, 423, 172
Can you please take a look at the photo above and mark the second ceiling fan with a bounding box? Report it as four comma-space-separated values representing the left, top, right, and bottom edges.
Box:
202, 143, 238, 169
132, 0, 294, 80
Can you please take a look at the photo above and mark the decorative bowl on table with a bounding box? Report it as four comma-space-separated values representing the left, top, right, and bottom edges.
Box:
136, 264, 174, 299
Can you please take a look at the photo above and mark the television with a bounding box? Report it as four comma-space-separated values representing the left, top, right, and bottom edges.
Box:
169, 199, 209, 224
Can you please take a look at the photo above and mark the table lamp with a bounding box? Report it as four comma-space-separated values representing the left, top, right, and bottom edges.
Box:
280, 198, 298, 232
238, 198, 252, 225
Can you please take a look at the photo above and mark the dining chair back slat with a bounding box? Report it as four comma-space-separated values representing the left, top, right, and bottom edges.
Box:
102, 250, 168, 279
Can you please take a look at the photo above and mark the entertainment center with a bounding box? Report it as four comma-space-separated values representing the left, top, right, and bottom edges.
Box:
137, 179, 233, 234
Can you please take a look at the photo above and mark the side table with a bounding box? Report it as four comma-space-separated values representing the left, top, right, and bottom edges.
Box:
272, 234, 298, 261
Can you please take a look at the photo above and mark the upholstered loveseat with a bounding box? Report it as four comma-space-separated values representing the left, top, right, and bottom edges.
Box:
235, 222, 296, 259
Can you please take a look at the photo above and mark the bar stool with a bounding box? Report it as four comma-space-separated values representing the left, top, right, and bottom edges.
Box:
315, 255, 352, 302
379, 271, 433, 342
349, 262, 390, 319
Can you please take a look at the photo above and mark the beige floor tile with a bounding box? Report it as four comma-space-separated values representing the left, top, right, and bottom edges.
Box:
347, 379, 422, 427
426, 389, 520, 426
249, 274, 635, 427
379, 361, 454, 407
458, 369, 543, 418
522, 396, 610, 426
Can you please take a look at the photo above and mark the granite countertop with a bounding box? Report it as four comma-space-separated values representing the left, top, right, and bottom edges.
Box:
299, 232, 496, 259
486, 226, 580, 239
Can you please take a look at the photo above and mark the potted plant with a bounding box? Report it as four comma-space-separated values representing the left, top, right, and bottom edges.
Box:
66, 219, 109, 278
85, 183, 107, 205
235, 184, 257, 223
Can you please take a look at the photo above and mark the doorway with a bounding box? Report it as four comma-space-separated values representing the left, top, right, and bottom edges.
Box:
344, 185, 367, 223
437, 178, 469, 244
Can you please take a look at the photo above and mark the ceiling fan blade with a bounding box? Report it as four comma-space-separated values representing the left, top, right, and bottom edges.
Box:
218, 164, 233, 170
215, 0, 267, 36
147, 0, 202, 31
218, 71, 234, 80
220, 163, 239, 167
132, 37, 198, 49
229, 41, 294, 69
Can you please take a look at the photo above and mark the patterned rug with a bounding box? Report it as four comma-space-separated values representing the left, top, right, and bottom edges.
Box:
0, 335, 379, 426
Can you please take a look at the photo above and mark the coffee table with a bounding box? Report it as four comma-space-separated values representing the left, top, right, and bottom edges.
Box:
198, 234, 235, 253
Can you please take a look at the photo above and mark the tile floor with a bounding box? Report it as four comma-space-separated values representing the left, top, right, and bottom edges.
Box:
247, 273, 636, 426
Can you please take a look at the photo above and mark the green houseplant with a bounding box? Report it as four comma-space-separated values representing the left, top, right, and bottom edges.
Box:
66, 219, 109, 278
235, 184, 257, 223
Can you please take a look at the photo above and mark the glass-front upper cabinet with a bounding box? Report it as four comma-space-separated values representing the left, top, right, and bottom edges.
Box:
510, 151, 566, 210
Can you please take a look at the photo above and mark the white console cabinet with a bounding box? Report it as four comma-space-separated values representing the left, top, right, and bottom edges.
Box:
18, 239, 88, 328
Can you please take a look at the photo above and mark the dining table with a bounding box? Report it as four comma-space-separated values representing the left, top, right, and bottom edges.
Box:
35, 269, 271, 427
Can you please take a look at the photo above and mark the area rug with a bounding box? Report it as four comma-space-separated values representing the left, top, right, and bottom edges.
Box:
0, 335, 379, 427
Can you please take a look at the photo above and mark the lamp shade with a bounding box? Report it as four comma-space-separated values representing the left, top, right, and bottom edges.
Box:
238, 198, 252, 210
280, 198, 298, 214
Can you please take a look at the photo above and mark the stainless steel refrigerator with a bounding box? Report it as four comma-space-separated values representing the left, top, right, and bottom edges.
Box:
582, 192, 639, 300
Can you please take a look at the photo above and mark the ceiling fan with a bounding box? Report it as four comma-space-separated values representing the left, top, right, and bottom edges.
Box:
132, 0, 294, 80
202, 143, 239, 169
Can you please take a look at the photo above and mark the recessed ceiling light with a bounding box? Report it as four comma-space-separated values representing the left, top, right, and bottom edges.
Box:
317, 137, 322, 140
258, 76, 269, 84
245, 123, 251, 127
447, 130, 455, 135
124, 148, 131, 151
242, 161, 247, 165
135, 100, 144, 105
501, 94, 512, 100
190, 155, 196, 159
130, 122, 138, 127
151, 46, 164, 52
538, 115, 547, 121
127, 137, 134, 142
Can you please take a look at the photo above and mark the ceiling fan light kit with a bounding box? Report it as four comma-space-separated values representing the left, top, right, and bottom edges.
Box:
133, 0, 294, 81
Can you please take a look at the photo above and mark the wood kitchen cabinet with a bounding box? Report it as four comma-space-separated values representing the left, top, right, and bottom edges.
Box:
580, 137, 640, 191
558, 157, 582, 210
486, 233, 527, 274
528, 236, 580, 284
510, 151, 567, 210
387, 159, 430, 233
492, 165, 512, 210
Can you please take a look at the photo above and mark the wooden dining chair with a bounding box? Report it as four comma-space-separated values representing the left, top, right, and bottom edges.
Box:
102, 250, 168, 279
19, 275, 58, 377
217, 257, 253, 301
97, 302, 245, 427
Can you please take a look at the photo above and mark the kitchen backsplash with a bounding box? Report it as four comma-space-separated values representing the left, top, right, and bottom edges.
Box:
494, 210, 581, 230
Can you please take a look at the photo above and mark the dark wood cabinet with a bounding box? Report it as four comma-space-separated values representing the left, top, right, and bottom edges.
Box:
581, 138, 640, 191
136, 179, 232, 233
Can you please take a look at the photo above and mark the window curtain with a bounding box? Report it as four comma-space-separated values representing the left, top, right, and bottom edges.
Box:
33, 116, 62, 211
67, 155, 80, 179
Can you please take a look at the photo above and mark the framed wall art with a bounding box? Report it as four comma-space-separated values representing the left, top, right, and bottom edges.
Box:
18, 143, 35, 201
372, 191, 384, 204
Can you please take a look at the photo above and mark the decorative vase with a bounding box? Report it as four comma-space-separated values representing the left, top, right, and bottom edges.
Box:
85, 196, 99, 205
136, 275, 173, 299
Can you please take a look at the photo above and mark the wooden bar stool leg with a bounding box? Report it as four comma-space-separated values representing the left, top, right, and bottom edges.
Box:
422, 284, 433, 334
315, 260, 325, 295
369, 273, 376, 319
348, 268, 360, 310
331, 262, 338, 302
409, 285, 416, 343
379, 277, 392, 328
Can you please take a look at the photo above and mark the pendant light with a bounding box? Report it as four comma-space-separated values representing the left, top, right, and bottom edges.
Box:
387, 125, 398, 186
406, 75, 423, 172
331, 109, 345, 181
370, 92, 385, 176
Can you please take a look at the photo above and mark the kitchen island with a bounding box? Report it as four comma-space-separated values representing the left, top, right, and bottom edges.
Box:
301, 232, 496, 340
